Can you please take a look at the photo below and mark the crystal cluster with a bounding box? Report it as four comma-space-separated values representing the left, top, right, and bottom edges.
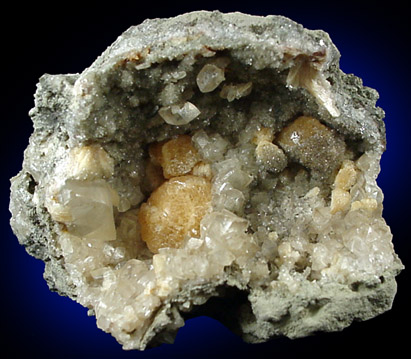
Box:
9, 11, 403, 351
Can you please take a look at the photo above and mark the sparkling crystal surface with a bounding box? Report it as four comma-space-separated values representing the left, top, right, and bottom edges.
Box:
9, 11, 403, 351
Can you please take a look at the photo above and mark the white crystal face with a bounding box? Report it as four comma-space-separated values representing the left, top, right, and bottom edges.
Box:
159, 102, 201, 125
10, 12, 402, 352
196, 64, 226, 93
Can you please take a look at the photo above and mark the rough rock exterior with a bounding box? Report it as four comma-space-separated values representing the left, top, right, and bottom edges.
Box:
10, 11, 403, 350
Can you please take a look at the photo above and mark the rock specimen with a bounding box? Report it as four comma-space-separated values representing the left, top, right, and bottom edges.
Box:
9, 11, 404, 350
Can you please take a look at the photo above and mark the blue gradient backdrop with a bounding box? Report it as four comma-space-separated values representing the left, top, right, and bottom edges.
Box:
2, 2, 409, 358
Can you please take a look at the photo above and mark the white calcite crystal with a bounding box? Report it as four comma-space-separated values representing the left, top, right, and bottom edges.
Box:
196, 64, 226, 93
158, 101, 201, 125
220, 81, 253, 102
9, 11, 403, 351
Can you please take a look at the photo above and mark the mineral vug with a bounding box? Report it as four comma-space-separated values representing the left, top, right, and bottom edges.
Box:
9, 11, 403, 351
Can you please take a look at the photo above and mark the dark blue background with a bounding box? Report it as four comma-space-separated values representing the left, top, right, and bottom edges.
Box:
2, 1, 409, 358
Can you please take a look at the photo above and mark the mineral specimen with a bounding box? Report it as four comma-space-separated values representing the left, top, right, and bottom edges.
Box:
9, 11, 404, 350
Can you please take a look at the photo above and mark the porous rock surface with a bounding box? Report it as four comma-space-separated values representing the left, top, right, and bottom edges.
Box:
10, 11, 403, 350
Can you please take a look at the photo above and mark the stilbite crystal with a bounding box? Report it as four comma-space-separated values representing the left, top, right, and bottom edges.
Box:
9, 11, 403, 351
276, 116, 346, 177
154, 135, 201, 179
138, 175, 212, 253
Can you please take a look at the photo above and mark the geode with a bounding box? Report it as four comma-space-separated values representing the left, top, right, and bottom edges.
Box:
10, 11, 404, 350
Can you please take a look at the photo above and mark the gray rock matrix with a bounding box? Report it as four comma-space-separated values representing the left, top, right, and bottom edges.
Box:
10, 11, 403, 350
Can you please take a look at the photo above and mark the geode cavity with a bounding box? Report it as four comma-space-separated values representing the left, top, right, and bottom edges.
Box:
10, 11, 403, 350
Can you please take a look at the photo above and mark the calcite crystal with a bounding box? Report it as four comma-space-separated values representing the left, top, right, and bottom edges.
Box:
10, 11, 403, 350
